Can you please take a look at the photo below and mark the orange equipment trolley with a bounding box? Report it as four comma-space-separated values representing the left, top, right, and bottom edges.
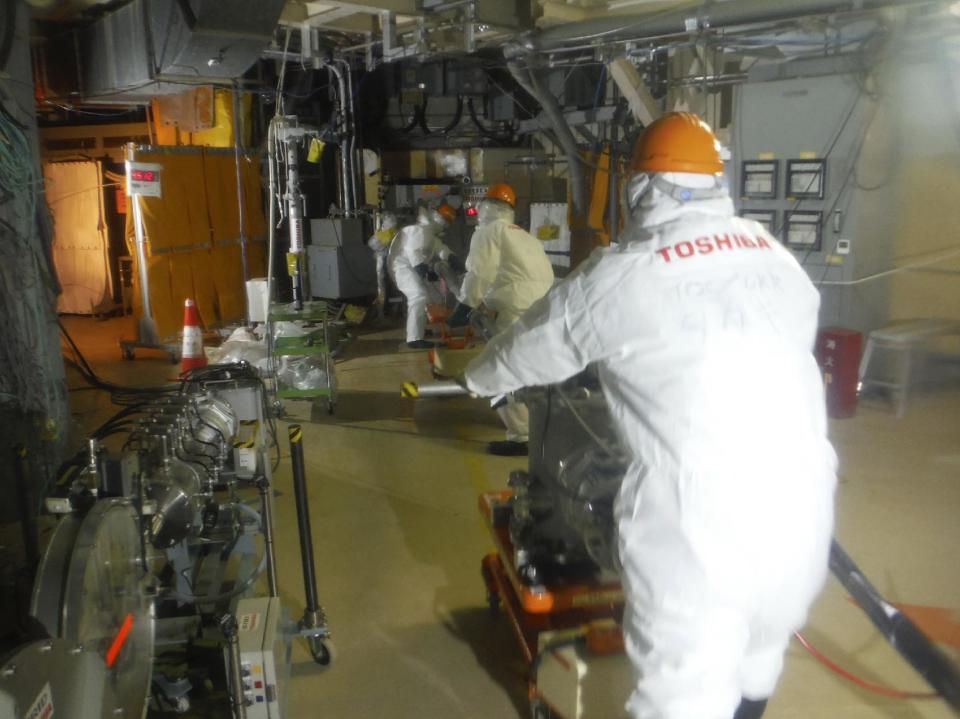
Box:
478, 491, 629, 718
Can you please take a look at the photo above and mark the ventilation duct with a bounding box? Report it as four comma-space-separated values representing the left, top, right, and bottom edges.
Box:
43, 0, 285, 104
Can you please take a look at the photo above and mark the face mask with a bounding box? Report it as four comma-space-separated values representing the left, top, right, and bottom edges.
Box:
624, 173, 653, 214
478, 200, 512, 226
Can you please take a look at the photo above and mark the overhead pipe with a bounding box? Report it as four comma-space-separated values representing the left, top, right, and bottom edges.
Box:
506, 46, 592, 263
334, 58, 362, 213
608, 101, 629, 248
534, 0, 935, 50
324, 62, 355, 213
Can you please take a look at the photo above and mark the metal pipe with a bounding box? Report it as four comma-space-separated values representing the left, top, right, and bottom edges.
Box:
506, 55, 589, 219
130, 185, 159, 344
231, 82, 250, 322
336, 59, 362, 213
406, 380, 469, 398
256, 477, 279, 597
266, 119, 278, 307
671, 73, 749, 87
285, 136, 305, 310
608, 102, 629, 247
288, 425, 320, 614
13, 446, 39, 571
534, 0, 933, 49
220, 614, 248, 719
325, 63, 354, 213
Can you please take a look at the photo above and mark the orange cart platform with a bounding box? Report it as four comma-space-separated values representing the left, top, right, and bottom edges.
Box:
478, 491, 624, 664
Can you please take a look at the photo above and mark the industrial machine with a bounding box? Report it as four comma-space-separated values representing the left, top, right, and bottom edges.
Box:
0, 364, 330, 719
508, 372, 628, 588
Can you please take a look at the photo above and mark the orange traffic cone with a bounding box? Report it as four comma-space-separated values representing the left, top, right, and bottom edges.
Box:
180, 298, 207, 374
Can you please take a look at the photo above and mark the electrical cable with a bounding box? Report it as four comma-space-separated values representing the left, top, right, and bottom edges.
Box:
59, 321, 181, 403
818, 245, 960, 286
793, 632, 939, 700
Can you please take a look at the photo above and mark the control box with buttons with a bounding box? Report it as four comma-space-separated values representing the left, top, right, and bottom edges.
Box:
233, 596, 291, 718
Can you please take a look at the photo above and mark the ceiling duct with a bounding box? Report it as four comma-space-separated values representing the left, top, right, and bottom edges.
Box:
47, 0, 285, 104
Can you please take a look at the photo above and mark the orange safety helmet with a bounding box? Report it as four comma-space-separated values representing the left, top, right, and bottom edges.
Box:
631, 112, 724, 175
484, 182, 516, 208
436, 202, 458, 223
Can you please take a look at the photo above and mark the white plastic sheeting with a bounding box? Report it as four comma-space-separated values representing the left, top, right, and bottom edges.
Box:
44, 160, 114, 314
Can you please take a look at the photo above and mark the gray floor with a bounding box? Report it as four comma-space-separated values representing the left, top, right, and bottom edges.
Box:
63, 316, 960, 718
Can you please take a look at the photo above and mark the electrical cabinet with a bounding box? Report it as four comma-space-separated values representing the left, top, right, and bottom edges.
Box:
307, 219, 377, 299
733, 56, 892, 333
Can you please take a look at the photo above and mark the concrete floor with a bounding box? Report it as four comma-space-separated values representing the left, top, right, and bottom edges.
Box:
61, 315, 959, 719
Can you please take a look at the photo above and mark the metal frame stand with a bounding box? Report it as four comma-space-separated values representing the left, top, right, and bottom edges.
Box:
119, 186, 181, 362
288, 424, 332, 665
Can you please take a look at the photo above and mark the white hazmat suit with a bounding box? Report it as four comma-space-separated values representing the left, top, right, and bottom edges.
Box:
465, 173, 837, 718
460, 201, 554, 442
387, 208, 453, 344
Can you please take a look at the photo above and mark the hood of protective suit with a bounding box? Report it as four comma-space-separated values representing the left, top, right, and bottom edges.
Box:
416, 207, 451, 240
622, 171, 734, 244
477, 200, 515, 226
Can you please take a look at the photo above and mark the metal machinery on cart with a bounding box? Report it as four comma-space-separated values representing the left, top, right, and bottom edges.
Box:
479, 372, 635, 719
477, 373, 960, 717
0, 364, 331, 719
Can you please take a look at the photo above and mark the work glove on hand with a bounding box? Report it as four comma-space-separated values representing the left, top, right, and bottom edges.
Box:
446, 302, 473, 328
414, 263, 430, 279
447, 254, 466, 273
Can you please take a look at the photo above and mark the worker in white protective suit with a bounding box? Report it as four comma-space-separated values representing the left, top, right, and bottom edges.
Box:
448, 183, 554, 456
367, 212, 398, 318
463, 113, 837, 719
387, 203, 462, 349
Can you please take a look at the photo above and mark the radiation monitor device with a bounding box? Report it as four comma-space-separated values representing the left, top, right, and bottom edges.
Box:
786, 159, 826, 199
125, 162, 162, 197
741, 160, 779, 199
785, 211, 823, 250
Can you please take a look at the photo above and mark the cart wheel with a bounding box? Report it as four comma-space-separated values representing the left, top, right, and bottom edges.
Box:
310, 639, 334, 667
530, 698, 555, 719
486, 591, 500, 615
121, 347, 134, 361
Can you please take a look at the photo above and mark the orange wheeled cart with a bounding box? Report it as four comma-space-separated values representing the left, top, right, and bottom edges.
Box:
479, 491, 633, 719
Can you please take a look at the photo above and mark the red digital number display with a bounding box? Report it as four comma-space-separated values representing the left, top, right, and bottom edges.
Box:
130, 169, 157, 182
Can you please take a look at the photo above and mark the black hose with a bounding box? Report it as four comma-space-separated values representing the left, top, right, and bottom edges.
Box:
402, 102, 424, 134
829, 541, 960, 709
60, 321, 180, 397
467, 98, 512, 142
